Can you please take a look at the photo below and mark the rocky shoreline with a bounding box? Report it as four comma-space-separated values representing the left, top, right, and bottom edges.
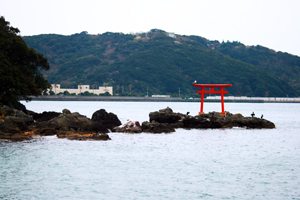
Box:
113, 107, 275, 133
0, 106, 275, 141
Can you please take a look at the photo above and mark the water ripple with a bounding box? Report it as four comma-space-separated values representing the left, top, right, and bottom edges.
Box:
1, 102, 300, 199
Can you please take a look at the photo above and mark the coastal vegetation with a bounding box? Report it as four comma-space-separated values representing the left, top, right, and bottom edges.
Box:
0, 17, 49, 109
24, 29, 300, 97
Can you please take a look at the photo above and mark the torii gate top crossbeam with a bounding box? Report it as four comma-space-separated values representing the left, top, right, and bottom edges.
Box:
193, 83, 232, 88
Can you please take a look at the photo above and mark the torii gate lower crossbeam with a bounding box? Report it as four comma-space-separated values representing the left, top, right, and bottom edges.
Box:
193, 83, 232, 116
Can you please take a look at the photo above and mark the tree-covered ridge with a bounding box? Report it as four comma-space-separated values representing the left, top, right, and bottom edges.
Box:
216, 42, 300, 95
0, 16, 49, 109
24, 29, 300, 97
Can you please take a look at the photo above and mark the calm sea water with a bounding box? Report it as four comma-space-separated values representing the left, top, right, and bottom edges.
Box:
1, 101, 300, 200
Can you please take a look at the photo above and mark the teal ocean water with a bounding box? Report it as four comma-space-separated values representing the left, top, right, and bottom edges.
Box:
1, 101, 300, 200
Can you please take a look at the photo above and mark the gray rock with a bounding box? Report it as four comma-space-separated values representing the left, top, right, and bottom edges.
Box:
35, 109, 112, 140
91, 109, 121, 130
149, 107, 186, 126
36, 110, 96, 134
146, 108, 275, 130
113, 120, 142, 133
29, 111, 61, 122
142, 121, 175, 133
183, 115, 214, 129
0, 106, 34, 141
62, 109, 71, 115
56, 131, 111, 141
230, 116, 275, 129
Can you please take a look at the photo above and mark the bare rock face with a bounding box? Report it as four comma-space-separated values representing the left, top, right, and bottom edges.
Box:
28, 110, 61, 122
0, 106, 34, 141
149, 107, 185, 125
91, 109, 121, 130
182, 115, 222, 129
141, 121, 175, 133
1, 104, 276, 141
35, 111, 93, 134
40, 111, 61, 121
144, 108, 275, 131
113, 120, 142, 133
57, 131, 110, 141
34, 109, 118, 140
229, 116, 276, 129
1, 106, 117, 141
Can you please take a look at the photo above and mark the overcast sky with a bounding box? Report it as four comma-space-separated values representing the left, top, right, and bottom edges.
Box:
1, 0, 300, 56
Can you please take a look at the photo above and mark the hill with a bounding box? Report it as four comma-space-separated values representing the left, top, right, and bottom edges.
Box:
24, 29, 300, 97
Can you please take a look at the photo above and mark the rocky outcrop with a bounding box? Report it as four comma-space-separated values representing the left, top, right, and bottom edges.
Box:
141, 121, 175, 133
35, 110, 93, 135
1, 105, 276, 141
182, 115, 223, 129
34, 109, 111, 140
141, 108, 275, 133
0, 106, 34, 141
91, 109, 121, 130
149, 107, 185, 125
143, 107, 184, 133
57, 131, 110, 141
113, 120, 142, 133
29, 111, 61, 122
114, 107, 179, 134
113, 107, 275, 134
228, 115, 276, 129
1, 106, 115, 141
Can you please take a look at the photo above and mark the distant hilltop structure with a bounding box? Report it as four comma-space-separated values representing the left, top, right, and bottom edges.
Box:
50, 84, 113, 96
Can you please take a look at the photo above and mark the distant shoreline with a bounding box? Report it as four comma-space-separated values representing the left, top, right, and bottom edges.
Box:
28, 96, 300, 103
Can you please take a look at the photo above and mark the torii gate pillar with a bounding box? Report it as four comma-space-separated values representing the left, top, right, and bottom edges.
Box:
193, 83, 232, 116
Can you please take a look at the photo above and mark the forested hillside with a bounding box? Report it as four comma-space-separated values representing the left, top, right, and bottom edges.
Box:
24, 29, 300, 97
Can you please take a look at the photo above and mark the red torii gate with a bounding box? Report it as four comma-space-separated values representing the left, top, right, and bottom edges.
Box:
193, 83, 232, 116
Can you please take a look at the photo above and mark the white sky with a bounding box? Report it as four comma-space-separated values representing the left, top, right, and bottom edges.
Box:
1, 0, 300, 56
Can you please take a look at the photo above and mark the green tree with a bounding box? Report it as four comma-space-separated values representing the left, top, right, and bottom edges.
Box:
0, 16, 50, 109
80, 91, 96, 96
99, 92, 111, 96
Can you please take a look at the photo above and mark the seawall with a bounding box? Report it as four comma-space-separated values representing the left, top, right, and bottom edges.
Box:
28, 96, 300, 103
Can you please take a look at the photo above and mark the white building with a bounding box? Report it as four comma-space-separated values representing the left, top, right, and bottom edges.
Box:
151, 95, 171, 98
50, 84, 113, 95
